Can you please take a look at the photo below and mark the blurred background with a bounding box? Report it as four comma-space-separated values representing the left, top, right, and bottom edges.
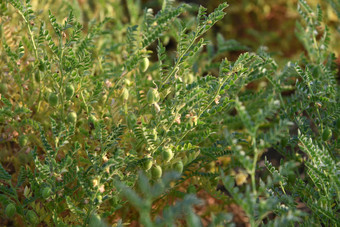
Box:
1, 1, 339, 225
24, 0, 340, 64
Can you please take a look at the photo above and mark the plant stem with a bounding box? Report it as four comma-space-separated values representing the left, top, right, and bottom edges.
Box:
16, 11, 38, 59
251, 133, 258, 195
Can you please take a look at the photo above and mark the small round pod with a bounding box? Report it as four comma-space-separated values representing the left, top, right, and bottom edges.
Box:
48, 93, 58, 107
125, 78, 132, 86
67, 111, 77, 124
140, 57, 150, 72
146, 88, 160, 104
183, 73, 195, 84
161, 148, 174, 163
96, 195, 103, 203
41, 187, 51, 199
322, 128, 332, 141
88, 115, 98, 125
26, 210, 38, 225
89, 213, 102, 226
173, 161, 183, 173
121, 87, 129, 101
142, 158, 153, 171
65, 84, 75, 100
5, 203, 16, 218
151, 165, 162, 179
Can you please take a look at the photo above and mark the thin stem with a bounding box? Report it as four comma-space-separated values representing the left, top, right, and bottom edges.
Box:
36, 79, 42, 112
17, 10, 38, 59
161, 33, 198, 87
58, 36, 65, 119
251, 134, 258, 195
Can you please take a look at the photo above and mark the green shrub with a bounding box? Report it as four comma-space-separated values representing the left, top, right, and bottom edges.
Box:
0, 0, 338, 226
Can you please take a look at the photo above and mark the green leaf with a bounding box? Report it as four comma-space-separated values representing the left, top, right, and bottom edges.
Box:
0, 163, 11, 181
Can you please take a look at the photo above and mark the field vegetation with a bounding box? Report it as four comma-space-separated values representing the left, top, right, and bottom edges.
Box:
0, 0, 339, 226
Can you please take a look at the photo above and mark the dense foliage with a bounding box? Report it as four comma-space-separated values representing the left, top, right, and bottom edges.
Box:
0, 0, 339, 226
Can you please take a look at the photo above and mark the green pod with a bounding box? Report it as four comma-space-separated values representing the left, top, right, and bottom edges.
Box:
27, 210, 38, 225
140, 57, 149, 72
5, 203, 16, 218
146, 88, 160, 104
151, 165, 162, 179
89, 213, 102, 227
65, 84, 75, 99
142, 158, 153, 171
41, 187, 51, 199
184, 73, 194, 84
89, 115, 98, 125
125, 78, 132, 86
96, 195, 103, 203
48, 93, 58, 107
162, 148, 173, 162
67, 111, 77, 124
173, 161, 183, 173
322, 128, 332, 141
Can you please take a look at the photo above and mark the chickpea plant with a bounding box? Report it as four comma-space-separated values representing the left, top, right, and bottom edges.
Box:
0, 0, 339, 226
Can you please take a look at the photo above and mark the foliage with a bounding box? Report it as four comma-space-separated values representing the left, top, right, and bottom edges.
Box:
0, 0, 339, 226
